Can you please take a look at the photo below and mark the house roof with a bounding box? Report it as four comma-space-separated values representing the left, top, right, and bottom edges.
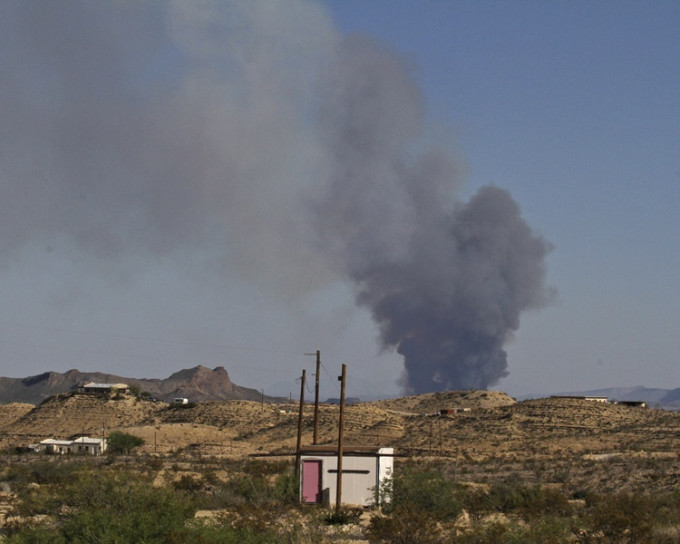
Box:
39, 436, 105, 446
40, 439, 73, 446
82, 382, 128, 389
72, 436, 105, 445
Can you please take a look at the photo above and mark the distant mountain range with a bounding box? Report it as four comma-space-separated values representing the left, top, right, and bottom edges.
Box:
3, 368, 680, 412
0, 366, 276, 405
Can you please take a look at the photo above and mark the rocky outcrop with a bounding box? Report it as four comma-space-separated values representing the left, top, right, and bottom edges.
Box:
0, 366, 265, 404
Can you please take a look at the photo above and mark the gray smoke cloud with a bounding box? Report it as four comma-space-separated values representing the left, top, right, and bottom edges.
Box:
315, 36, 554, 393
0, 1, 552, 392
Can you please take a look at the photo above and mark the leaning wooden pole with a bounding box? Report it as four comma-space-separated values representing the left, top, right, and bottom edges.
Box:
335, 363, 347, 513
313, 350, 321, 445
294, 369, 306, 477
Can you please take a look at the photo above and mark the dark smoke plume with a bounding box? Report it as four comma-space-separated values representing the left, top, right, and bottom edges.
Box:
0, 2, 552, 392
316, 37, 553, 393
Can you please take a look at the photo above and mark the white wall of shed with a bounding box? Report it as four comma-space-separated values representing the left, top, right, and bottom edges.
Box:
300, 451, 394, 507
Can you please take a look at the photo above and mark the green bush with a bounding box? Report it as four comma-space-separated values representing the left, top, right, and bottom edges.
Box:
5, 525, 68, 544
379, 468, 462, 518
454, 518, 573, 544
652, 491, 680, 527
173, 473, 204, 492
6, 465, 292, 544
198, 465, 298, 512
368, 468, 463, 543
185, 522, 282, 544
6, 470, 194, 542
107, 431, 144, 455
323, 507, 362, 525
61, 473, 194, 542
585, 492, 655, 543
368, 509, 444, 544
13, 459, 680, 543
273, 469, 299, 505
472, 483, 573, 520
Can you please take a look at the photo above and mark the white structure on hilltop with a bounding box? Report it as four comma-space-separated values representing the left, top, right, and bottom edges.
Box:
551, 395, 609, 403
77, 382, 130, 395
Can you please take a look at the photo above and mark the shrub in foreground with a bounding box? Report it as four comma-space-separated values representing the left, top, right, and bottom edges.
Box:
369, 468, 463, 543
5, 467, 287, 544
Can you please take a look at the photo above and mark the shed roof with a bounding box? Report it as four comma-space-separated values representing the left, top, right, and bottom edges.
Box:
300, 445, 394, 456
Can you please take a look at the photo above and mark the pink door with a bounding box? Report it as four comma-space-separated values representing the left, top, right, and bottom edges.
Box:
302, 460, 322, 503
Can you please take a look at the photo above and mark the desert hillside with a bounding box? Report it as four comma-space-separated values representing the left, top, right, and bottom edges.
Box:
0, 403, 33, 429
3, 390, 680, 494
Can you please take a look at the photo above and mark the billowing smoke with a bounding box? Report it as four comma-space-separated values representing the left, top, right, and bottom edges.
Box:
315, 36, 553, 393
0, 2, 552, 392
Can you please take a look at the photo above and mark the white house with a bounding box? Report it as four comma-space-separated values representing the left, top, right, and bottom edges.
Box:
77, 382, 129, 395
299, 445, 394, 507
37, 439, 74, 455
37, 436, 106, 455
71, 436, 107, 455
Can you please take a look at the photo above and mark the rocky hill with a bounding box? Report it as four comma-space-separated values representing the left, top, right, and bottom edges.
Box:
0, 366, 267, 404
366, 389, 515, 413
3, 390, 680, 494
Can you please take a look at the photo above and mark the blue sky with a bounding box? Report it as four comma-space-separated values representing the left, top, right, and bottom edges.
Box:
324, 0, 680, 395
1, 1, 678, 400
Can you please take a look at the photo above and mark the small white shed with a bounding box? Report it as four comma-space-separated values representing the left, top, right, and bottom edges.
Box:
299, 445, 394, 507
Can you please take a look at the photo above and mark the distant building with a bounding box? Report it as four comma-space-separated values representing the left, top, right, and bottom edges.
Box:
439, 408, 471, 415
71, 436, 107, 455
36, 439, 73, 455
552, 395, 609, 403
36, 436, 106, 455
299, 445, 394, 507
77, 382, 129, 395
615, 400, 648, 408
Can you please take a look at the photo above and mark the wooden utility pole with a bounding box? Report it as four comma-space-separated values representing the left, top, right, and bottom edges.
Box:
305, 350, 322, 445
335, 363, 347, 513
294, 370, 306, 477
438, 417, 443, 455
313, 350, 320, 444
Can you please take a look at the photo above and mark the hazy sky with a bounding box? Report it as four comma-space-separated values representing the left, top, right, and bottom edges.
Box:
1, 1, 678, 400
